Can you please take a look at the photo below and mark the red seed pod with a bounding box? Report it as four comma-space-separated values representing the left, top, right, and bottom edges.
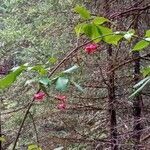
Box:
34, 92, 46, 101
84, 43, 98, 54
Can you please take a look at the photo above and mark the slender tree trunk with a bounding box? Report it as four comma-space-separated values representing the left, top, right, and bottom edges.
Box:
132, 49, 142, 150
104, 1, 118, 149
107, 46, 118, 150
132, 13, 143, 150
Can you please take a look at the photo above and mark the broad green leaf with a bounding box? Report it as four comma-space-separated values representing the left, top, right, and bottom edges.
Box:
105, 34, 123, 45
74, 5, 91, 19
133, 40, 149, 51
93, 17, 109, 25
56, 77, 69, 91
97, 26, 113, 43
83, 24, 102, 42
0, 65, 26, 90
71, 80, 84, 92
129, 77, 150, 98
28, 144, 42, 150
142, 67, 150, 77
75, 23, 86, 37
145, 29, 150, 37
0, 136, 6, 142
39, 77, 51, 86
63, 65, 78, 74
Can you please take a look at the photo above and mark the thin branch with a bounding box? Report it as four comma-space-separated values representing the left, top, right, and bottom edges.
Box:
29, 112, 39, 144
110, 4, 150, 19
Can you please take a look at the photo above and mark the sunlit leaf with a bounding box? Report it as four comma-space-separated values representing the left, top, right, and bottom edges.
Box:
0, 65, 27, 90
75, 23, 86, 37
93, 17, 109, 25
83, 24, 102, 42
133, 40, 149, 51
105, 34, 123, 45
145, 29, 150, 37
28, 65, 47, 75
142, 67, 150, 77
74, 5, 91, 19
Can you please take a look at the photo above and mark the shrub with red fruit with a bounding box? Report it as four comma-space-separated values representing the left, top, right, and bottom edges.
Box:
84, 43, 98, 54
34, 92, 46, 101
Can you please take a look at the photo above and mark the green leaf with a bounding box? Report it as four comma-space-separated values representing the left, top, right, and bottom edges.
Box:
75, 23, 86, 37
0, 65, 26, 90
97, 25, 114, 43
83, 24, 102, 42
105, 34, 123, 45
129, 77, 150, 98
28, 65, 47, 75
93, 17, 109, 25
63, 65, 79, 74
28, 144, 42, 150
142, 67, 150, 77
39, 77, 51, 86
145, 29, 150, 37
133, 40, 149, 51
56, 77, 69, 91
0, 136, 6, 142
71, 80, 84, 92
74, 5, 91, 19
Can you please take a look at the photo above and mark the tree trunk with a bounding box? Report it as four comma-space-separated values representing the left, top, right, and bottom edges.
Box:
107, 45, 118, 150
132, 13, 143, 150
